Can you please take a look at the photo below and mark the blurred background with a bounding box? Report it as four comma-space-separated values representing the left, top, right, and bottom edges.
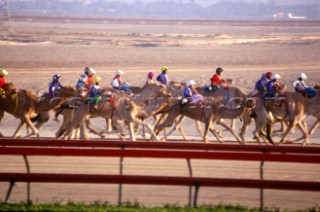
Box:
4, 0, 320, 19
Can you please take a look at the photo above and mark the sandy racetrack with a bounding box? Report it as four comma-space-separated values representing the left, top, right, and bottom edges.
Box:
0, 17, 320, 210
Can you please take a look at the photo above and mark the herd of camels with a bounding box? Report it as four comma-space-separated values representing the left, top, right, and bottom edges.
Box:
0, 80, 319, 146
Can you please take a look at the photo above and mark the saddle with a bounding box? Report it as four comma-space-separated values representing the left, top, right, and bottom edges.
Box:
303, 87, 318, 99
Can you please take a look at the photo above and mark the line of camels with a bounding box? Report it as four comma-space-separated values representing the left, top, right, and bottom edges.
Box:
0, 80, 319, 145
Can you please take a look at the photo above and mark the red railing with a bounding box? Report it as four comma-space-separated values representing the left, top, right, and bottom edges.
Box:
1, 139, 320, 209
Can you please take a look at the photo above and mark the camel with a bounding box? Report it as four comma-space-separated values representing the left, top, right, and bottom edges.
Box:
0, 83, 78, 138
61, 83, 172, 141
161, 82, 252, 142
277, 89, 320, 145
154, 97, 255, 144
247, 83, 319, 146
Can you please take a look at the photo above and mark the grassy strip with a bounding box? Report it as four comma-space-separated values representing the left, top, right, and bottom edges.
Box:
1, 201, 319, 212
0, 201, 262, 212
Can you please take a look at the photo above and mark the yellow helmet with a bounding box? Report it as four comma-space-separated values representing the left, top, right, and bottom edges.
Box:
160, 66, 168, 72
94, 76, 102, 84
0, 69, 8, 76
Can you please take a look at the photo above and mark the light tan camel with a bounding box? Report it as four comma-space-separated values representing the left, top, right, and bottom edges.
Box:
61, 84, 172, 140
278, 90, 320, 145
248, 84, 319, 146
154, 97, 255, 144
0, 83, 78, 138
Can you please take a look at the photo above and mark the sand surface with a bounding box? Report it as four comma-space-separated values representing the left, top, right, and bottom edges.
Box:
0, 18, 320, 210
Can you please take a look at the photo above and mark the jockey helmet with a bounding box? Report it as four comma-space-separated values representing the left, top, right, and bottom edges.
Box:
266, 72, 273, 79
148, 72, 155, 78
186, 79, 196, 87
271, 73, 281, 80
0, 69, 8, 76
216, 67, 223, 73
297, 73, 307, 79
53, 74, 61, 81
94, 76, 102, 84
84, 67, 96, 74
116, 70, 124, 75
160, 66, 168, 72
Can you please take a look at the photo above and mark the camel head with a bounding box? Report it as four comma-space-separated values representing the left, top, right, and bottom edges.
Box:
227, 97, 255, 109
243, 97, 256, 109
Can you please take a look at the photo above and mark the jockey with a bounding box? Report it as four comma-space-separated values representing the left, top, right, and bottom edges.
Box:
146, 72, 155, 85
156, 66, 169, 85
293, 73, 308, 93
0, 69, 8, 89
265, 73, 281, 98
89, 76, 102, 107
49, 74, 64, 98
76, 67, 96, 96
253, 72, 273, 96
0, 69, 8, 99
183, 80, 204, 104
210, 67, 223, 90
111, 70, 131, 93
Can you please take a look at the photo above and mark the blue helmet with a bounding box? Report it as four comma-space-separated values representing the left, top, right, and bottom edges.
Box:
216, 67, 223, 73
53, 74, 61, 81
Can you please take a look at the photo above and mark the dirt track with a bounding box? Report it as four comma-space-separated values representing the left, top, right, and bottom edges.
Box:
0, 17, 320, 210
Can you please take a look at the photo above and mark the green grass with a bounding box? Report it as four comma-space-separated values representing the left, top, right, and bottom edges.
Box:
0, 202, 318, 212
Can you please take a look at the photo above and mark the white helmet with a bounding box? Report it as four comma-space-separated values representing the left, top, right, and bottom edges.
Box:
0, 69, 8, 76
186, 79, 196, 87
298, 73, 307, 79
116, 70, 124, 75
271, 73, 281, 80
84, 67, 96, 74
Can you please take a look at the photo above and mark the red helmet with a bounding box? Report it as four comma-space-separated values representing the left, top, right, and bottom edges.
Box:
266, 72, 273, 78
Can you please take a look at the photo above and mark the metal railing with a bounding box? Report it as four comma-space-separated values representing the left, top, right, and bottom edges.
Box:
1, 139, 320, 209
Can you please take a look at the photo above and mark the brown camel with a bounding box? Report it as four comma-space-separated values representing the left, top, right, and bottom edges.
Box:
0, 83, 78, 138
163, 82, 251, 142
154, 97, 255, 144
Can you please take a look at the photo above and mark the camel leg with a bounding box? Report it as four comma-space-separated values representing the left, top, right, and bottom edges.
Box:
153, 114, 167, 128
209, 127, 223, 143
287, 121, 310, 145
177, 124, 188, 141
13, 121, 26, 138
278, 119, 298, 145
0, 110, 4, 137
217, 119, 243, 144
195, 120, 203, 135
80, 121, 89, 140
252, 118, 265, 145
131, 117, 160, 142
230, 119, 236, 130
163, 115, 186, 141
203, 119, 213, 143
239, 113, 252, 143
107, 118, 112, 132
23, 115, 39, 138
86, 117, 105, 138
309, 118, 320, 136
128, 122, 136, 141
